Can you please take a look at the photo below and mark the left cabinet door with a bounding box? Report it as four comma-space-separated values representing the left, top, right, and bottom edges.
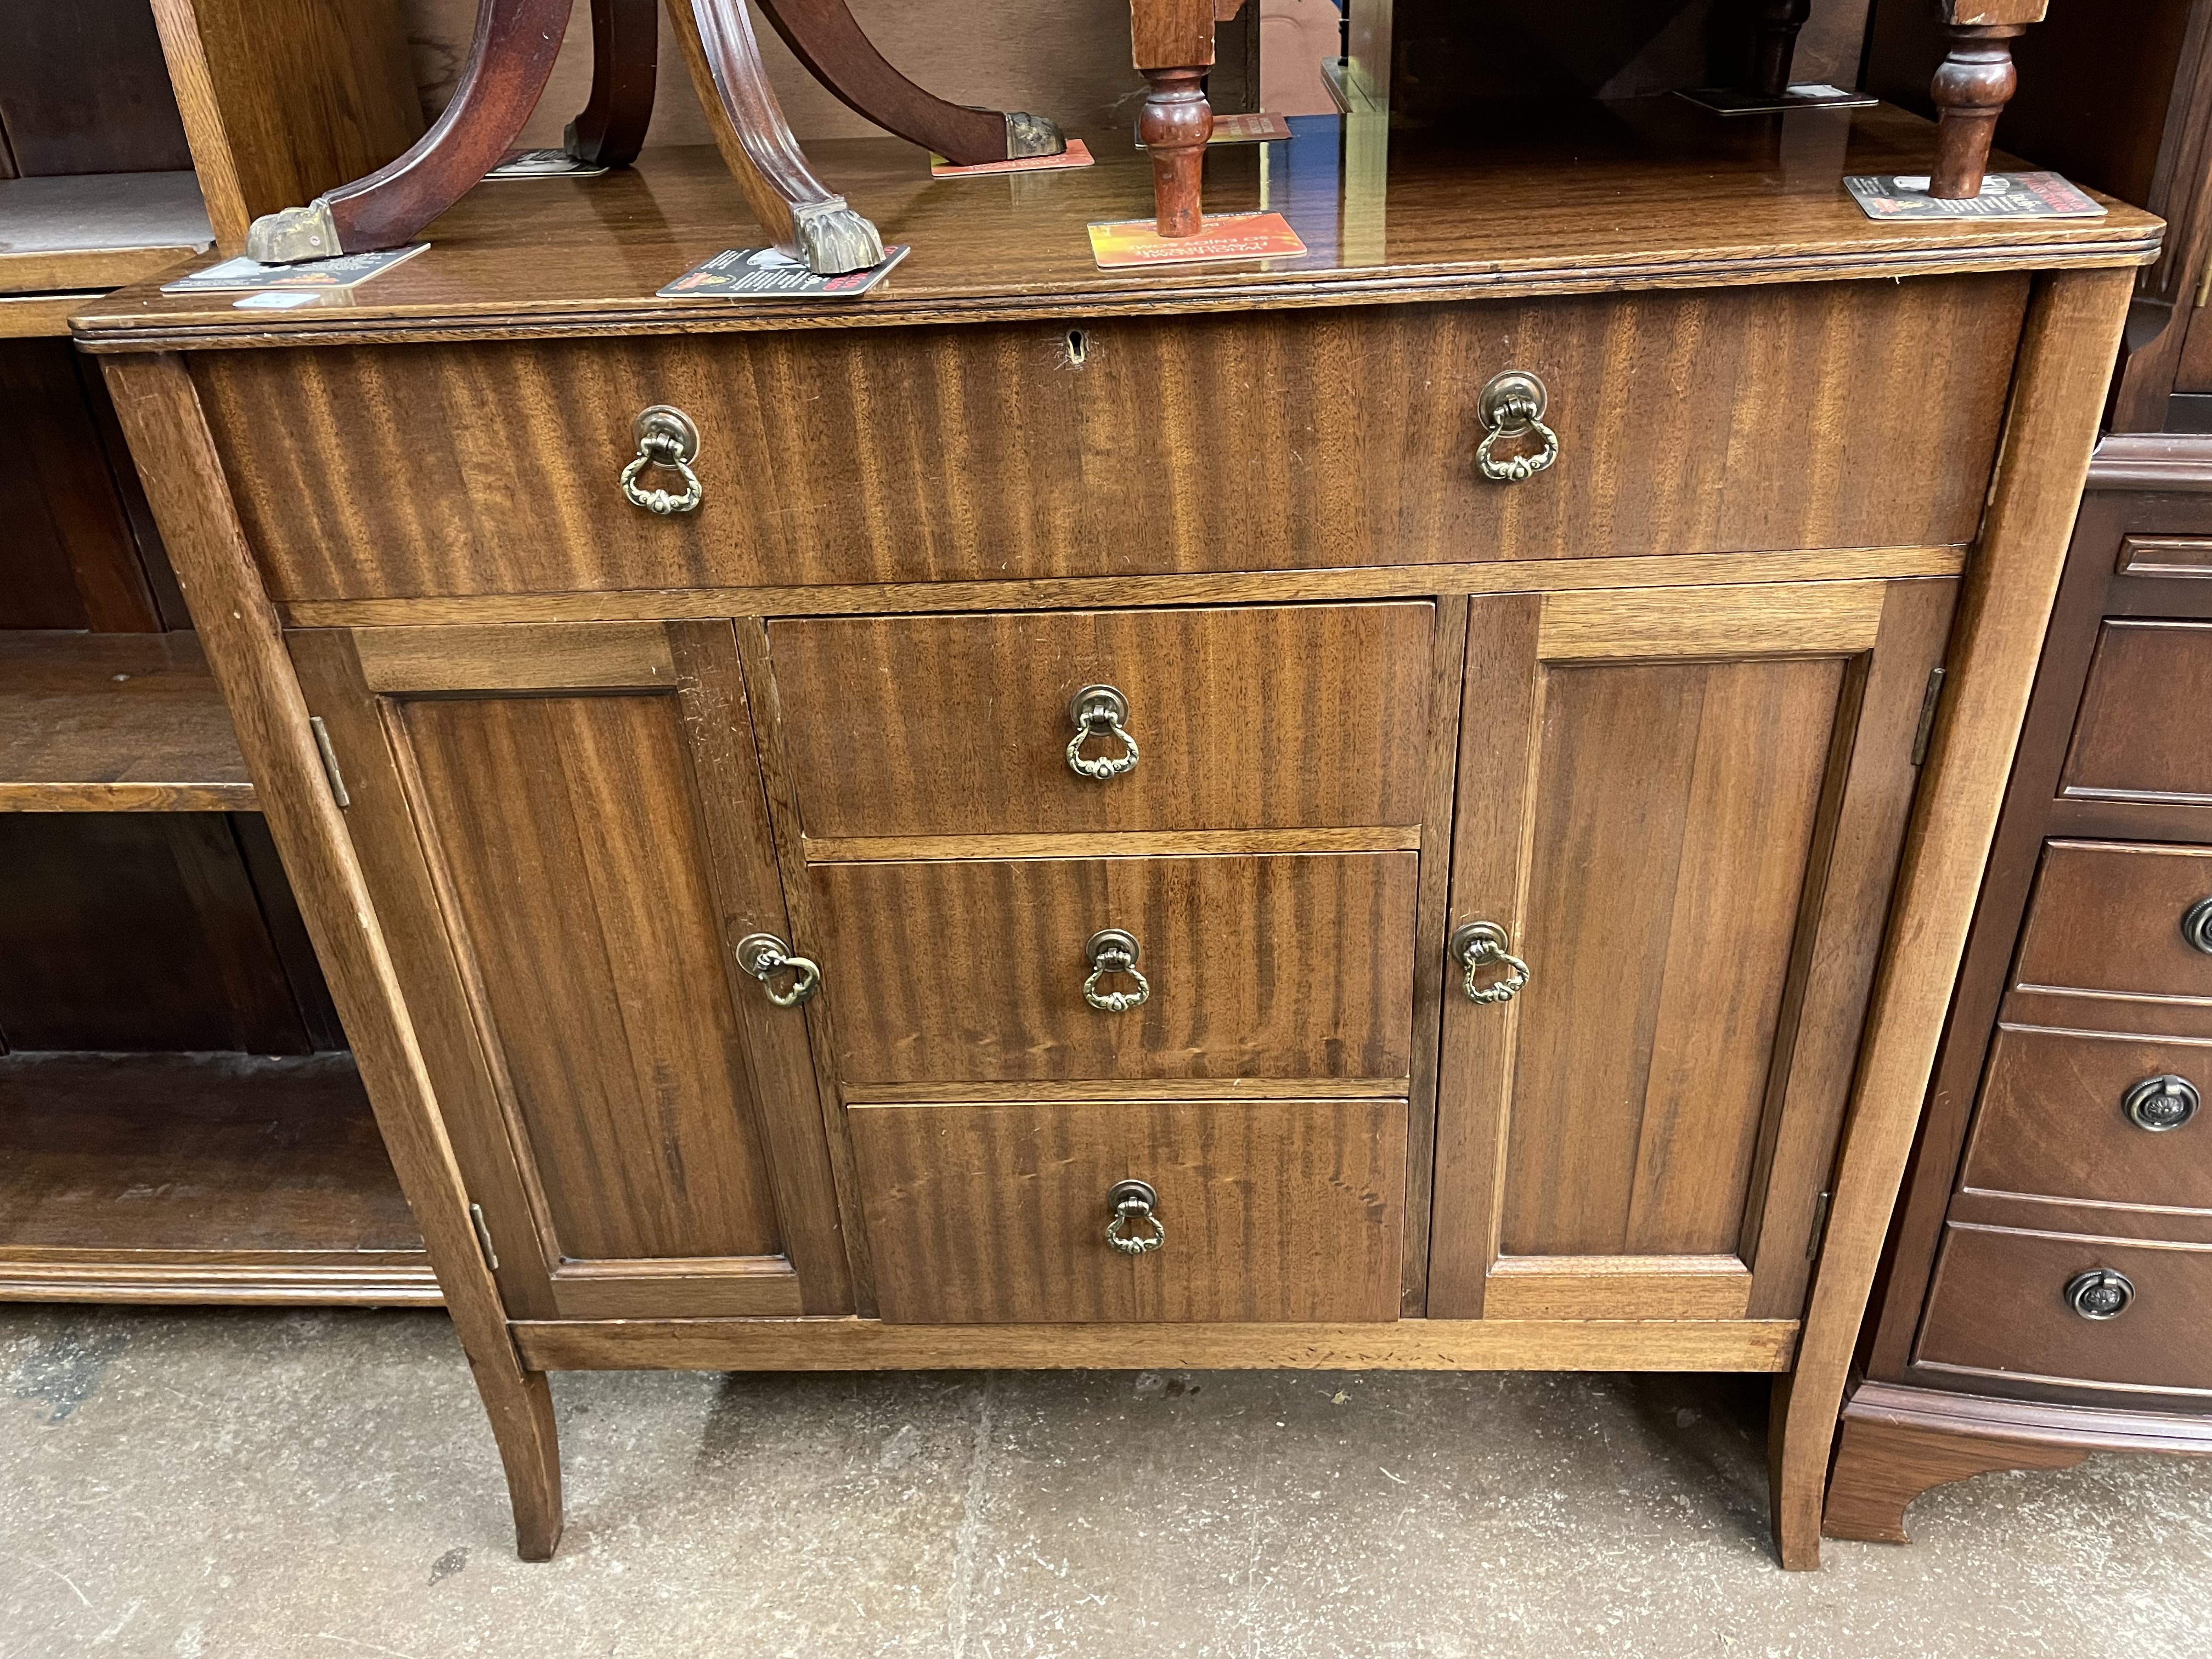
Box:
290, 621, 853, 1321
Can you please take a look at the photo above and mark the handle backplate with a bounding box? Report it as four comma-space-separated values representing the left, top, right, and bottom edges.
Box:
2184, 896, 2212, 955
2066, 1268, 2134, 1321
2123, 1074, 2199, 1132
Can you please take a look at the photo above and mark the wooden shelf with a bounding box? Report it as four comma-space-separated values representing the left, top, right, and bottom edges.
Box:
0, 171, 211, 302
0, 1051, 437, 1305
0, 630, 255, 811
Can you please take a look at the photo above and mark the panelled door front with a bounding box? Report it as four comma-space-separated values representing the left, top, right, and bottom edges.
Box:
290, 622, 853, 1321
1426, 579, 1956, 1322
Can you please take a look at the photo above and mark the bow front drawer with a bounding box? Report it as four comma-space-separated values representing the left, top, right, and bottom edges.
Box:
766, 602, 1434, 840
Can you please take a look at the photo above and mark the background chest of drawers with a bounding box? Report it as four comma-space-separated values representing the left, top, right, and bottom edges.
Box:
79, 113, 2155, 1569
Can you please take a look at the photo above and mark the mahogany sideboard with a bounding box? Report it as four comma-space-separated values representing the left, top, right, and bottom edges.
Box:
73, 104, 2159, 1569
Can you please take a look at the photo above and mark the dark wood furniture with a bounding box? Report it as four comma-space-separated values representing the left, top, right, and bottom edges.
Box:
245, 0, 1066, 271
0, 0, 434, 1306
76, 100, 2154, 1566
1827, 0, 2212, 1545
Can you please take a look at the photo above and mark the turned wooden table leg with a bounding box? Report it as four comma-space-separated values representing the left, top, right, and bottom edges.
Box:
1751, 0, 1812, 100
566, 0, 658, 168
1130, 0, 1242, 236
1931, 25, 2025, 198
665, 0, 884, 273
754, 0, 1063, 165
246, 0, 569, 261
1140, 67, 1214, 236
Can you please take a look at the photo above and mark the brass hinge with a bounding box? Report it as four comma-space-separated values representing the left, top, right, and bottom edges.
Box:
309, 715, 350, 808
1910, 668, 1945, 767
468, 1202, 499, 1272
1805, 1189, 1833, 1262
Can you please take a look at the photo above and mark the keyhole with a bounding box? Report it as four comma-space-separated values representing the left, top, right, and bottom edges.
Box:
1066, 328, 1088, 366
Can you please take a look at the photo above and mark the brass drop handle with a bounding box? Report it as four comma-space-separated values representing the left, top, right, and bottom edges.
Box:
620, 404, 704, 516
1084, 928, 1151, 1013
1066, 685, 1139, 780
735, 931, 821, 1007
2183, 896, 2212, 954
2067, 1268, 2134, 1321
1451, 920, 1530, 1005
1475, 370, 1559, 483
1105, 1179, 1165, 1255
2123, 1074, 2199, 1132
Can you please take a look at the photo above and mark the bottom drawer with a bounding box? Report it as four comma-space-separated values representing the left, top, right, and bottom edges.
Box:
850, 1097, 1406, 1324
1916, 1223, 2212, 1399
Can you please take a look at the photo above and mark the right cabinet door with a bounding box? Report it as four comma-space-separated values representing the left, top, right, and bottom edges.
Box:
1427, 578, 1956, 1321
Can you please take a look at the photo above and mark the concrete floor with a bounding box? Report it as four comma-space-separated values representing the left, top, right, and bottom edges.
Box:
3, 1307, 2209, 1658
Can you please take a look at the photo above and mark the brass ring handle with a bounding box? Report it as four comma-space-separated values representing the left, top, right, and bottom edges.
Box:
1475, 370, 1559, 483
1451, 920, 1530, 1005
1084, 928, 1151, 1013
620, 405, 704, 516
735, 931, 821, 1007
1066, 685, 1139, 780
1104, 1179, 1165, 1255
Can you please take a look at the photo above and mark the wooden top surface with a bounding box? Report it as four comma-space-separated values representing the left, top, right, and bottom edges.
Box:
0, 631, 254, 811
73, 101, 2162, 351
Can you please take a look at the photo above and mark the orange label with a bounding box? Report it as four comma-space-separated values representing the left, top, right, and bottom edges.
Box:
931, 138, 1096, 178
1087, 212, 1307, 269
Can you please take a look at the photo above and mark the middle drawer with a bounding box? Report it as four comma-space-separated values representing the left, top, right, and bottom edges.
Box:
767, 602, 1435, 840
811, 852, 1417, 1085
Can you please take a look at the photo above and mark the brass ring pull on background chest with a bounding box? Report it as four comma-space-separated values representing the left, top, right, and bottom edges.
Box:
1451, 920, 1530, 1004
1067, 685, 1138, 780
620, 404, 704, 516
1084, 928, 1150, 1013
1476, 370, 1559, 483
1105, 1179, 1165, 1255
735, 932, 821, 1007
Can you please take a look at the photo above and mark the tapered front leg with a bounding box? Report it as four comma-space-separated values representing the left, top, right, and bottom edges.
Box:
247, 0, 569, 262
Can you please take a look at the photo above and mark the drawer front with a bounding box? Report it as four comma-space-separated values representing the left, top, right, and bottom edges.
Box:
2061, 622, 2212, 806
769, 603, 1434, 839
200, 276, 2024, 602
1960, 1025, 2212, 1211
2011, 842, 2212, 1028
810, 853, 1417, 1085
1917, 1224, 2212, 1398
849, 1098, 1407, 1323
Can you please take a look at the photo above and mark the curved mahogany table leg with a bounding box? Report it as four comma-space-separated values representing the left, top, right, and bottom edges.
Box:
754, 0, 1063, 165
246, 0, 569, 262
566, 0, 659, 167
665, 0, 884, 274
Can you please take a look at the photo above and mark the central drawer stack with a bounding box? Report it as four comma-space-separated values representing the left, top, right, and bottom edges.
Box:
760, 601, 1437, 1323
